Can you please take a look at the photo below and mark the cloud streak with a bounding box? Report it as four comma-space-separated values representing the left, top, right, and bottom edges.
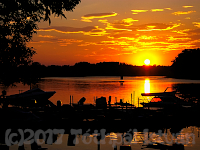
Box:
137, 23, 181, 31
193, 22, 200, 28
131, 10, 148, 14
172, 11, 196, 15
151, 9, 164, 12
58, 39, 83, 47
81, 12, 117, 22
183, 6, 193, 8
38, 26, 108, 36
38, 35, 55, 38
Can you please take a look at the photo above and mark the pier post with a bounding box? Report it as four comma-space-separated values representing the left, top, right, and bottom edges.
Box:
97, 135, 101, 150
122, 133, 124, 145
18, 144, 25, 150
114, 145, 117, 150
70, 95, 71, 106
31, 142, 42, 150
131, 93, 132, 105
2, 90, 6, 98
109, 96, 111, 108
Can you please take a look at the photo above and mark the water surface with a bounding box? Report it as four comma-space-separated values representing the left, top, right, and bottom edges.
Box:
1, 76, 200, 106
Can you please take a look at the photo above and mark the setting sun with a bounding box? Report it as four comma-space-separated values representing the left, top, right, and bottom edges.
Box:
144, 59, 150, 65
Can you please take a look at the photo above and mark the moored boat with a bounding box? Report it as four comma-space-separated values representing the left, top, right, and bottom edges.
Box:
140, 88, 194, 108
0, 88, 56, 108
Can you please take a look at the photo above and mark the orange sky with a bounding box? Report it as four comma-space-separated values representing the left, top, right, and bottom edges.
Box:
28, 0, 200, 66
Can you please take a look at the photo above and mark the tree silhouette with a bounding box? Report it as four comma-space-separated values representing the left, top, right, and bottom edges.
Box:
171, 48, 200, 79
0, 0, 81, 68
0, 0, 81, 85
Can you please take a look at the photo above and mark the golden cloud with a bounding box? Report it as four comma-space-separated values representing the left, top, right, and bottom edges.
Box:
122, 46, 138, 53
105, 22, 132, 31
167, 36, 191, 42
38, 26, 96, 33
101, 18, 139, 31
101, 40, 130, 46
137, 23, 181, 31
83, 26, 108, 36
30, 37, 83, 46
190, 39, 200, 44
139, 35, 157, 40
98, 19, 108, 24
147, 26, 156, 29
185, 17, 191, 19
122, 18, 138, 26
118, 37, 135, 41
38, 35, 55, 38
182, 6, 193, 8
131, 10, 148, 14
151, 9, 164, 12
165, 8, 172, 10
29, 41, 54, 44
193, 22, 200, 28
184, 28, 200, 35
36, 17, 198, 54
171, 29, 191, 35
172, 11, 196, 15
167, 43, 194, 50
78, 42, 98, 47
131, 10, 148, 13
81, 12, 117, 22
58, 39, 83, 46
107, 36, 114, 39
106, 18, 138, 28
38, 26, 108, 36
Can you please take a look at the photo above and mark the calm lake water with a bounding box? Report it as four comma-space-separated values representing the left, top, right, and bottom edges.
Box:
2, 76, 200, 106
2, 76, 200, 150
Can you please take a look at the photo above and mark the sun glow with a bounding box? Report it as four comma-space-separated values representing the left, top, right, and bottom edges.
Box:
144, 59, 150, 65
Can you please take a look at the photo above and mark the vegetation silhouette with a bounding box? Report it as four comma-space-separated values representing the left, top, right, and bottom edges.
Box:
0, 0, 81, 86
171, 48, 200, 79
11, 62, 170, 77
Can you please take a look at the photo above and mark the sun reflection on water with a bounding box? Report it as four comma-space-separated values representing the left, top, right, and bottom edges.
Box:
144, 78, 150, 93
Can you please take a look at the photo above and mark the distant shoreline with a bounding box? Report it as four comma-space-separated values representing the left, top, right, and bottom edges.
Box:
41, 75, 200, 81
1, 61, 200, 87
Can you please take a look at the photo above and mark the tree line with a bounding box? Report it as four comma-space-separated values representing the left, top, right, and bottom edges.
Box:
13, 48, 200, 80
13, 61, 170, 77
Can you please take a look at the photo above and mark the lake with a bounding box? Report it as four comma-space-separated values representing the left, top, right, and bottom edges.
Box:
1, 76, 200, 106
1, 76, 200, 150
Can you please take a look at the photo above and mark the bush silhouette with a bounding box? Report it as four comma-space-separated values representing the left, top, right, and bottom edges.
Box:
171, 48, 200, 79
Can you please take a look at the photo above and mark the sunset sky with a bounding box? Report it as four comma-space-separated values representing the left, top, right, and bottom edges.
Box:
29, 0, 200, 66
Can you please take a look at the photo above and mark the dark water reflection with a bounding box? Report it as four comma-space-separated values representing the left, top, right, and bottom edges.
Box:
1, 76, 200, 150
